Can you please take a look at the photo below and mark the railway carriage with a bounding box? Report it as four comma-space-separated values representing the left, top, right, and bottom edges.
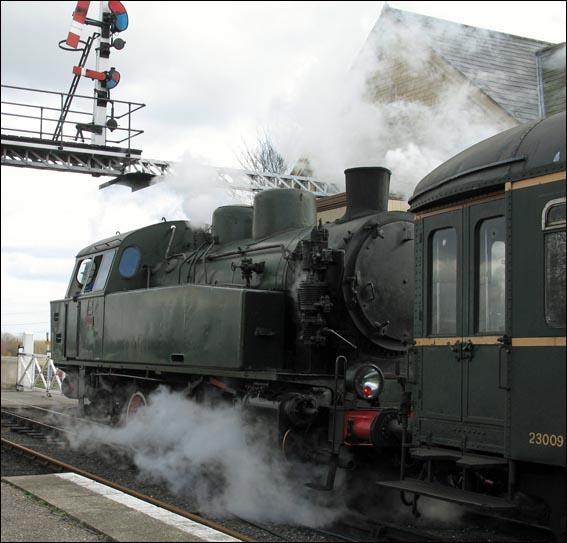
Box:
381, 111, 566, 537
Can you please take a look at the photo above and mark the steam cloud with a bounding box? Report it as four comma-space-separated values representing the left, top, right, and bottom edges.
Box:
150, 153, 254, 228
272, 7, 515, 199
65, 387, 347, 527
82, 7, 520, 238
85, 150, 253, 245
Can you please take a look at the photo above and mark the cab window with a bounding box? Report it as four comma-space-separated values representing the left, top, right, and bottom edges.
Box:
543, 198, 566, 328
118, 246, 141, 278
77, 258, 95, 287
92, 250, 116, 291
74, 249, 116, 294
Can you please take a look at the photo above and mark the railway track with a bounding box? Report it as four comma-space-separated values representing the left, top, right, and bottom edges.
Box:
1, 404, 557, 542
1, 405, 339, 542
2, 436, 254, 541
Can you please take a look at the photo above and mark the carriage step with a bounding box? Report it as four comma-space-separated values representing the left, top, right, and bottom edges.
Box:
411, 447, 508, 468
378, 479, 516, 510
456, 455, 507, 468
410, 447, 461, 460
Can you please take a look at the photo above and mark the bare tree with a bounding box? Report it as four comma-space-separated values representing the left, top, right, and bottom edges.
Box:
238, 132, 288, 174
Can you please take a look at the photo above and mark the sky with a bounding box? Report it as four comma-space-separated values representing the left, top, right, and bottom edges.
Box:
1, 1, 566, 339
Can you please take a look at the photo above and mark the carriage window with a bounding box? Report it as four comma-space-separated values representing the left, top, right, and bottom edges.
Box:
543, 199, 566, 328
477, 217, 505, 333
430, 228, 457, 335
119, 246, 141, 278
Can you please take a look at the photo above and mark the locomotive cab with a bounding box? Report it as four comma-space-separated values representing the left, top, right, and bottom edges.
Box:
51, 220, 196, 363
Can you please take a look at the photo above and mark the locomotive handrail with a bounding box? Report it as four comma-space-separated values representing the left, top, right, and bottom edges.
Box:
323, 328, 357, 349
206, 243, 287, 260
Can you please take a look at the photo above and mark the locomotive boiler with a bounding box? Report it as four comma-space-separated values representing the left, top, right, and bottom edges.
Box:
51, 166, 415, 487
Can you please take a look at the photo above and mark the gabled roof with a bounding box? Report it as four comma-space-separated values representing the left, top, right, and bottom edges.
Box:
376, 5, 555, 123
537, 42, 567, 117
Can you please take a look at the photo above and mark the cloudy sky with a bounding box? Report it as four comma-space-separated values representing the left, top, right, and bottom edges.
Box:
1, 1, 566, 339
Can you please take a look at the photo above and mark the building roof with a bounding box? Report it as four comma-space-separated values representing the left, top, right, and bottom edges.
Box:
376, 5, 557, 123
537, 42, 567, 117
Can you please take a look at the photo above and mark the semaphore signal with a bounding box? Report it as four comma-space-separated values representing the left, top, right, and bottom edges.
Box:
72, 66, 106, 81
59, 0, 129, 145
66, 0, 91, 48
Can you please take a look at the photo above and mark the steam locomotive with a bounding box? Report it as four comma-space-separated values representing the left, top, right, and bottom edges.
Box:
51, 166, 415, 489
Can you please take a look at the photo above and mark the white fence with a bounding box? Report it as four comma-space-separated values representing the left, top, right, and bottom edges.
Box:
16, 332, 65, 396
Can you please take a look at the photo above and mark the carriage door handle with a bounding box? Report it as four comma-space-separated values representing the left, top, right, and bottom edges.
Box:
447, 340, 462, 361
497, 335, 511, 390
462, 340, 474, 361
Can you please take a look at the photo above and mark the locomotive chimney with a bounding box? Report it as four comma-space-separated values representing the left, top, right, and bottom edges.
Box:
341, 167, 391, 221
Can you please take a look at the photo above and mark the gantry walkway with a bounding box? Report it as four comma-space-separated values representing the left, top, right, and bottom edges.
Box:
1, 85, 339, 196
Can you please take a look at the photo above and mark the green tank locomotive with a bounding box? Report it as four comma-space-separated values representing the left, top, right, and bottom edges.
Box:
51, 166, 415, 487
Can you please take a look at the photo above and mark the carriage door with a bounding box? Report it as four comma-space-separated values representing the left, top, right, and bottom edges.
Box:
420, 199, 506, 441
420, 209, 464, 425
463, 199, 506, 432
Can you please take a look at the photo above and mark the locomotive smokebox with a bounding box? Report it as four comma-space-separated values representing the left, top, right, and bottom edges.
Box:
341, 167, 391, 221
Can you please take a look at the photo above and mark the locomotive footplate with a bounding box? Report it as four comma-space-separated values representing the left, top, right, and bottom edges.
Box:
378, 479, 517, 510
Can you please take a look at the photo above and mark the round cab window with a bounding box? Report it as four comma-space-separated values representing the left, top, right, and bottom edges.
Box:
119, 247, 141, 278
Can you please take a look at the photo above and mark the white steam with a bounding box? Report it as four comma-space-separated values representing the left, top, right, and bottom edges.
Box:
89, 152, 254, 243
272, 6, 515, 199
65, 387, 347, 527
87, 7, 518, 230
153, 153, 254, 229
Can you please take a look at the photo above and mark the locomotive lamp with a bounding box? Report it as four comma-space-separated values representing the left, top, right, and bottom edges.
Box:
346, 363, 385, 401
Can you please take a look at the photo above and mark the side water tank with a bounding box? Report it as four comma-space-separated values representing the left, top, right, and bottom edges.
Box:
212, 205, 253, 244
253, 189, 316, 239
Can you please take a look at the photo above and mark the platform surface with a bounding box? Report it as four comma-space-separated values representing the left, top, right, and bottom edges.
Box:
3, 473, 242, 542
1, 388, 79, 410
1, 389, 244, 541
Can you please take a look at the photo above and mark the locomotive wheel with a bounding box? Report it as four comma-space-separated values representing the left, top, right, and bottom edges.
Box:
123, 391, 147, 422
282, 427, 308, 463
282, 426, 327, 464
